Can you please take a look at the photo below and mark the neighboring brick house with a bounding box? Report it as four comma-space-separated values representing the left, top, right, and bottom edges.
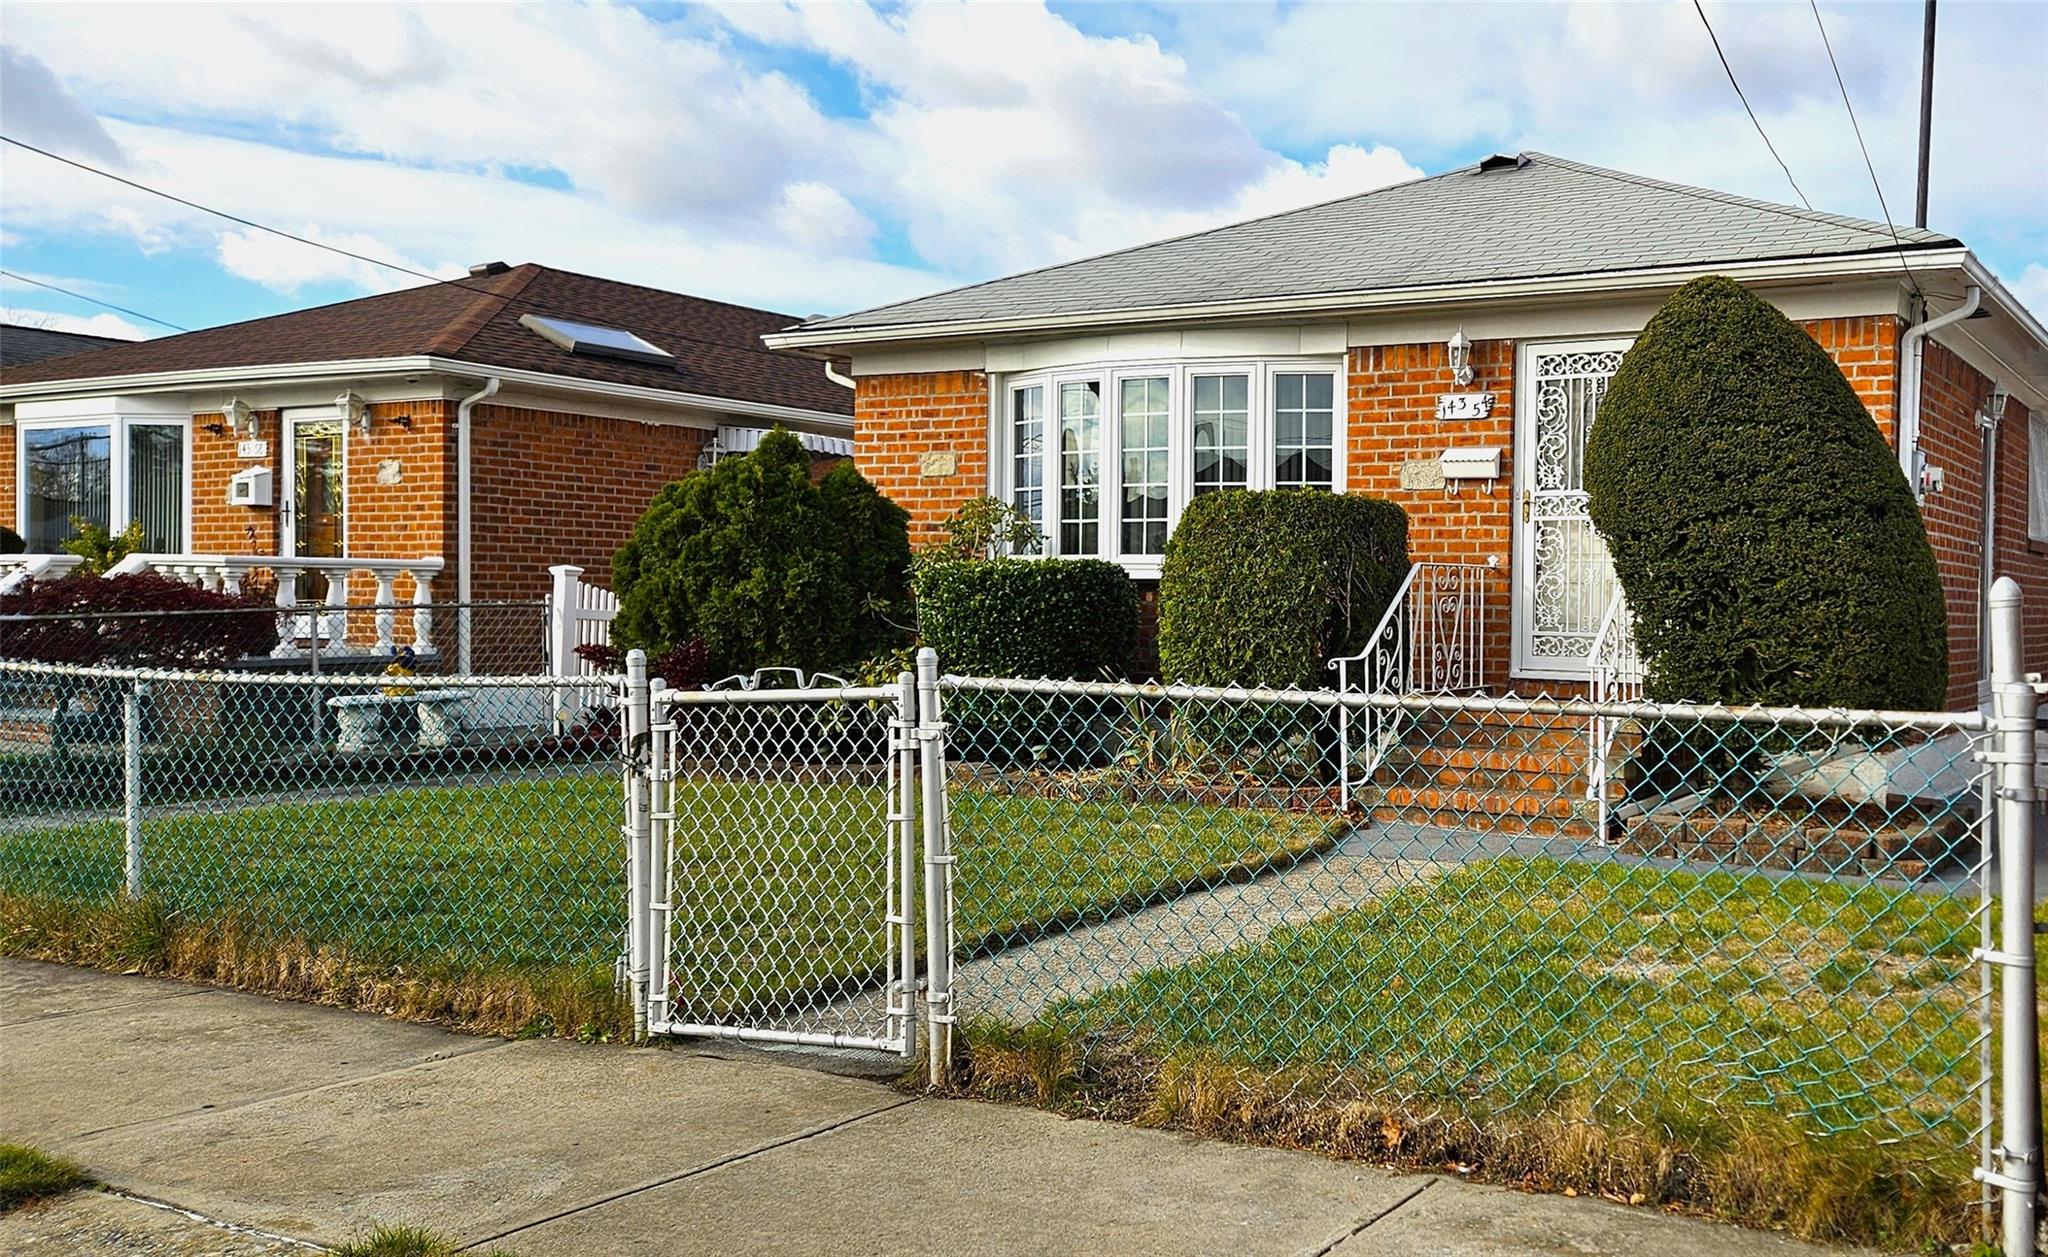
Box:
0, 264, 852, 668
770, 153, 2048, 709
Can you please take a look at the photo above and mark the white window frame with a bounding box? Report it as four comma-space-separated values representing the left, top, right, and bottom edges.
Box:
2030, 410, 2048, 543
994, 355, 1345, 578
14, 413, 194, 554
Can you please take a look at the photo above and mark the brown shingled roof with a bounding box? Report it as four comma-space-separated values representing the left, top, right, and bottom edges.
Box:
0, 264, 851, 416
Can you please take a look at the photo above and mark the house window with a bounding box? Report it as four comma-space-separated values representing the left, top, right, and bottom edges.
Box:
1058, 380, 1101, 556
20, 417, 187, 552
999, 358, 1343, 569
1272, 371, 1335, 490
1010, 384, 1045, 540
2031, 411, 2048, 542
1191, 373, 1249, 496
1118, 376, 1171, 556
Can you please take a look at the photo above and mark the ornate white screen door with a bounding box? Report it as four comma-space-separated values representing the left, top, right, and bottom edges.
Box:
1513, 339, 1630, 678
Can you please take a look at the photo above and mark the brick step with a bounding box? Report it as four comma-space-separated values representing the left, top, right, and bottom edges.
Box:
1376, 783, 1582, 821
1405, 745, 1587, 776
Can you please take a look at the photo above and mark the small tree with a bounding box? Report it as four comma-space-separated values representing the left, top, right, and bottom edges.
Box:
1584, 275, 1945, 709
611, 429, 910, 676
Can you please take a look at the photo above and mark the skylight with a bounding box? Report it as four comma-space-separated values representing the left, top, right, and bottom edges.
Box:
518, 313, 675, 365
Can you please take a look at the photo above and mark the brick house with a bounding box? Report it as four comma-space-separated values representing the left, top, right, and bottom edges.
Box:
768, 153, 2048, 710
0, 264, 852, 668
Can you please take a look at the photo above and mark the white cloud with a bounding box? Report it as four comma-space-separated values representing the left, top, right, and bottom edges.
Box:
2013, 265, 2048, 326
214, 227, 439, 295
0, 306, 151, 340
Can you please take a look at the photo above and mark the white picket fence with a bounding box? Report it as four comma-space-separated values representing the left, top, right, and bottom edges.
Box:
548, 564, 618, 728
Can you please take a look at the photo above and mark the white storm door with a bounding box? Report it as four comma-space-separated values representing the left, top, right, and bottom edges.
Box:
1513, 339, 1631, 679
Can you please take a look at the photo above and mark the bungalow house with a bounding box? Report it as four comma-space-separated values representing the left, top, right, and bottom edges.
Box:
0, 264, 854, 669
767, 153, 2048, 712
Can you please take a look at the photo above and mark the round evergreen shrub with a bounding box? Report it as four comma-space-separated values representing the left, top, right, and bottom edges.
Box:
1584, 275, 1946, 709
611, 429, 911, 677
913, 557, 1136, 680
913, 557, 1137, 767
1158, 490, 1409, 688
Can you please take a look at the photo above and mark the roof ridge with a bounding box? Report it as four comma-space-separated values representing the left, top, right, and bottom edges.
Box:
1525, 152, 1955, 245
427, 263, 544, 357
803, 158, 1471, 329
518, 262, 801, 324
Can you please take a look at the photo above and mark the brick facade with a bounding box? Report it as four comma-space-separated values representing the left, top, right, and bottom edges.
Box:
852, 312, 2043, 702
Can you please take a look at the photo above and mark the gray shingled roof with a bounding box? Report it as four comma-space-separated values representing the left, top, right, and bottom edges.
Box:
797, 153, 1956, 334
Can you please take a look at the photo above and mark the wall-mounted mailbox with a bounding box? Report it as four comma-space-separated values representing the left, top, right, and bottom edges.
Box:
1439, 447, 1501, 480
229, 465, 273, 507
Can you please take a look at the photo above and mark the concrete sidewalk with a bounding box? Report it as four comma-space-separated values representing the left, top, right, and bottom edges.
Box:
1, 958, 1864, 1256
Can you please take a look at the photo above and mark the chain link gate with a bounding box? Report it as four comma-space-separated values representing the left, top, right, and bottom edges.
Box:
625, 655, 920, 1054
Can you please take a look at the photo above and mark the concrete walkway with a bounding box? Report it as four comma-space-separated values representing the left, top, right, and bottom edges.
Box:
1, 959, 1867, 1256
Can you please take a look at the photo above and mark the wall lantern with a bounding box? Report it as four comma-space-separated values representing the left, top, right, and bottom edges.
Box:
1980, 384, 2012, 429
1446, 328, 1475, 387
223, 397, 257, 439
336, 389, 370, 435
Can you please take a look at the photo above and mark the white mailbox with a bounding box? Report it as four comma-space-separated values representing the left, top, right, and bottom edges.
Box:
1439, 447, 1501, 481
229, 465, 273, 507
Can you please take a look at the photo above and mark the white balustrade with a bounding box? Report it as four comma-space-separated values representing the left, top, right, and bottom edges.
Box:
106, 553, 444, 657
0, 553, 86, 594
1585, 586, 1646, 840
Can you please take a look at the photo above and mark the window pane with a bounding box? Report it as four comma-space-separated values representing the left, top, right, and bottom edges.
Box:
25, 425, 110, 550
1011, 385, 1045, 543
1272, 371, 1335, 491
128, 425, 184, 552
1191, 373, 1250, 496
1118, 375, 1169, 556
1060, 381, 1101, 555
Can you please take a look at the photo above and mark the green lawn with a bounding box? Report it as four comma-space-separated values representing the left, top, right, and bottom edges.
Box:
0, 773, 1337, 1017
1036, 857, 1983, 1145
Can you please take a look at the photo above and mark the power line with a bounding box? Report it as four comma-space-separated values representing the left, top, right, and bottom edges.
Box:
1692, 0, 1815, 210
0, 135, 806, 361
0, 269, 190, 332
1807, 0, 1923, 298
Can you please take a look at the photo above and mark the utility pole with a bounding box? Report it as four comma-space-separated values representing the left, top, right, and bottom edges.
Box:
1915, 0, 1936, 227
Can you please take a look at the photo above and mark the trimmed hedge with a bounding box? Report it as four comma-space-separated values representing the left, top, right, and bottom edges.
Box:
1158, 490, 1409, 688
612, 429, 911, 677
1584, 275, 1946, 709
913, 558, 1136, 680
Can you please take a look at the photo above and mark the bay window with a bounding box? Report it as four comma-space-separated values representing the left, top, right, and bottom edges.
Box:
19, 416, 188, 552
1000, 357, 1342, 570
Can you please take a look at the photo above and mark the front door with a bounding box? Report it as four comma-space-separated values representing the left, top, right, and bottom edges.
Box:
1513, 339, 1630, 678
283, 417, 345, 603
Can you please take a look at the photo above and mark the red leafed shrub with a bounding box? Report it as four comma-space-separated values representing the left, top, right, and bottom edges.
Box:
0, 573, 279, 666
574, 638, 712, 691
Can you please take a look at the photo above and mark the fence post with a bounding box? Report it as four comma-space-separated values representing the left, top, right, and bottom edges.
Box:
623, 649, 652, 1042
548, 565, 583, 735
915, 647, 954, 1087
893, 671, 919, 1058
122, 679, 146, 899
1987, 576, 2041, 1255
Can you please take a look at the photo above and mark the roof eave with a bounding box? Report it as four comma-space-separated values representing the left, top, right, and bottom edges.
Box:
765, 247, 1970, 352
0, 354, 853, 432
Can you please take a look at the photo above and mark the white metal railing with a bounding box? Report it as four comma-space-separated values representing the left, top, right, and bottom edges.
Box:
0, 553, 85, 594
105, 553, 444, 657
548, 564, 620, 729
1585, 585, 1646, 839
1329, 561, 1495, 808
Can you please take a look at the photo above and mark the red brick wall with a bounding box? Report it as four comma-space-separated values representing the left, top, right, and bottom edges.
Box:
465, 403, 707, 601
852, 370, 989, 545
1916, 340, 2048, 704
0, 422, 13, 538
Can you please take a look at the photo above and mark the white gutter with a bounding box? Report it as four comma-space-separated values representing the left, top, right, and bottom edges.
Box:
1898, 283, 1981, 487
0, 354, 854, 434
455, 375, 501, 673
765, 247, 1972, 350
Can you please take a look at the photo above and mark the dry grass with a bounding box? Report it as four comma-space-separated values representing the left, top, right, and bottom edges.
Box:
945, 1025, 1985, 1251
0, 892, 631, 1042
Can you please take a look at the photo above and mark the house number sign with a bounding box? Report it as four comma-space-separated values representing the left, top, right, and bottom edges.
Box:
1434, 392, 1495, 421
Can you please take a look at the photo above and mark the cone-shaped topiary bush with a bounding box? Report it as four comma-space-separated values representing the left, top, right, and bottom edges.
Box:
1584, 275, 1945, 709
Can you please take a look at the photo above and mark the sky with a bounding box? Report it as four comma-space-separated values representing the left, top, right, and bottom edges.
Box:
0, 0, 2042, 343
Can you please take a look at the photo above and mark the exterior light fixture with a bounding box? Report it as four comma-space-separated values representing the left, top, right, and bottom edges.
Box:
1447, 328, 1475, 387
337, 389, 370, 435
1981, 385, 2012, 428
223, 397, 257, 438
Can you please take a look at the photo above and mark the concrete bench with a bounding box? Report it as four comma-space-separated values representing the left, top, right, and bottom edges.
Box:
329, 690, 467, 752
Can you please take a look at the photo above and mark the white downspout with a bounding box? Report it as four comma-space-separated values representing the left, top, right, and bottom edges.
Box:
455, 375, 501, 673
823, 360, 856, 390
1898, 283, 1981, 489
